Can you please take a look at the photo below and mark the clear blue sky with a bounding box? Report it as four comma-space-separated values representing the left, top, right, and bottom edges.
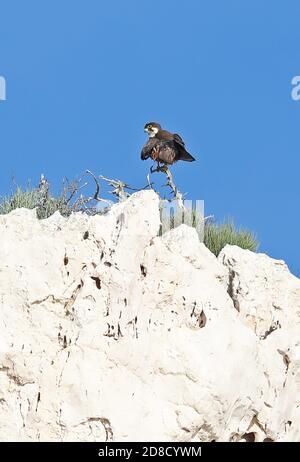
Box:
0, 1, 299, 274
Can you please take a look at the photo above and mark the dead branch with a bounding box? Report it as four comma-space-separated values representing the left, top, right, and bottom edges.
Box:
35, 169, 158, 217
85, 170, 102, 201
99, 175, 131, 201
64, 177, 89, 204
99, 175, 153, 198
148, 165, 185, 209
70, 171, 113, 214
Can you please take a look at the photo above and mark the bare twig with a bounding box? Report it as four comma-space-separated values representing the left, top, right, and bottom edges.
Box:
70, 170, 113, 214
64, 178, 88, 204
164, 167, 185, 208
147, 169, 156, 190
148, 165, 186, 208
86, 170, 102, 201
124, 183, 154, 192
34, 168, 166, 217
99, 175, 131, 201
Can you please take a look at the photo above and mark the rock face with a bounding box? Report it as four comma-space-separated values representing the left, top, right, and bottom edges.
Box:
0, 190, 299, 442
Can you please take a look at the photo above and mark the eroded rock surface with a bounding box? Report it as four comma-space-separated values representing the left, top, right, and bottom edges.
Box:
0, 191, 299, 441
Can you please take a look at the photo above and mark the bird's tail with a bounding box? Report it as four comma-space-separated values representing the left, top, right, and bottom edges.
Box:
180, 151, 196, 162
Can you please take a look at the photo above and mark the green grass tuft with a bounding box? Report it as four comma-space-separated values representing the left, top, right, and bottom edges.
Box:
159, 205, 259, 256
0, 185, 72, 219
204, 220, 259, 256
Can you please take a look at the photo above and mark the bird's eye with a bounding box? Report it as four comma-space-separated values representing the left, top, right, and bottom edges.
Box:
148, 125, 152, 129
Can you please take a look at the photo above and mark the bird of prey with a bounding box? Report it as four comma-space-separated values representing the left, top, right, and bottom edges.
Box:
141, 122, 196, 169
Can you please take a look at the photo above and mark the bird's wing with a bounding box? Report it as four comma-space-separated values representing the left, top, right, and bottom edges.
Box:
141, 138, 159, 160
173, 133, 186, 148
173, 133, 196, 162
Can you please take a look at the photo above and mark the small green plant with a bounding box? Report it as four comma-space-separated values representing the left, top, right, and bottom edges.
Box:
204, 220, 259, 256
0, 180, 72, 219
0, 172, 118, 219
159, 205, 259, 256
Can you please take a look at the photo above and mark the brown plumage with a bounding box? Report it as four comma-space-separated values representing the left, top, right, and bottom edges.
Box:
141, 122, 196, 166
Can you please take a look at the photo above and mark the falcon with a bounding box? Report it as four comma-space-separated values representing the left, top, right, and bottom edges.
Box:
141, 122, 196, 169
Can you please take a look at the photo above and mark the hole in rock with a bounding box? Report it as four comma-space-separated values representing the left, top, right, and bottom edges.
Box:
263, 437, 274, 442
198, 310, 207, 328
140, 265, 147, 277
83, 231, 89, 240
64, 255, 69, 266
242, 432, 256, 442
91, 276, 101, 290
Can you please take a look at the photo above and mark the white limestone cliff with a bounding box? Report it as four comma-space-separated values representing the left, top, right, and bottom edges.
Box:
0, 190, 299, 442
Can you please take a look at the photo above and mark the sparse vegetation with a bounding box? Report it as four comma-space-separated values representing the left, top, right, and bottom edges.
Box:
204, 219, 259, 256
0, 182, 72, 219
159, 206, 259, 256
0, 174, 259, 256
0, 172, 113, 219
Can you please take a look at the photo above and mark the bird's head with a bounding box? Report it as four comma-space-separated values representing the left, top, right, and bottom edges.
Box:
144, 122, 161, 138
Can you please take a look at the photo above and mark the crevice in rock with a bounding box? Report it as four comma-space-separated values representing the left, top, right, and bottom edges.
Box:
226, 269, 240, 312
260, 320, 281, 340
35, 391, 41, 412
19, 402, 26, 428
32, 294, 66, 306
77, 417, 114, 441
1, 366, 34, 387
140, 264, 147, 277
117, 323, 123, 339
90, 276, 101, 289
98, 417, 114, 441
241, 432, 256, 442
104, 323, 115, 338
264, 401, 272, 408
284, 420, 292, 432
277, 349, 291, 387
277, 349, 291, 388
240, 413, 268, 442
277, 349, 290, 371
58, 331, 69, 350
127, 316, 139, 339
198, 310, 207, 328
109, 213, 124, 258
190, 302, 207, 329
57, 351, 71, 388
64, 281, 83, 316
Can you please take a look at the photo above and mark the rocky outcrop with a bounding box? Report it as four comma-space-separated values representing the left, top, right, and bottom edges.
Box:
0, 190, 299, 441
